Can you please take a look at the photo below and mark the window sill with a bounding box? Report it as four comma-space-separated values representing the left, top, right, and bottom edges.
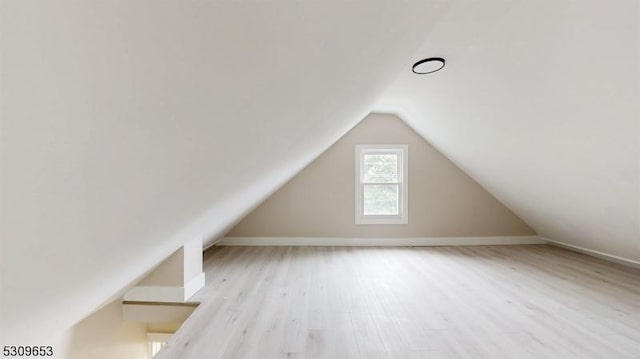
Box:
355, 217, 408, 225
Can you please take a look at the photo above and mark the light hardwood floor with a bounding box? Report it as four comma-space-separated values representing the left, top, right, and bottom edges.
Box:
156, 245, 640, 359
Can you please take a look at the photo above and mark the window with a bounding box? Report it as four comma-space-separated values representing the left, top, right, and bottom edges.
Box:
147, 332, 172, 358
355, 144, 408, 224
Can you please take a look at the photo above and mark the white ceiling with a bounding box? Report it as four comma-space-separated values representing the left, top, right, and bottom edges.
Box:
0, 0, 448, 344
1, 0, 638, 345
376, 0, 639, 261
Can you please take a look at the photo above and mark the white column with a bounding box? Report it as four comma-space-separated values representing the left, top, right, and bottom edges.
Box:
123, 238, 205, 303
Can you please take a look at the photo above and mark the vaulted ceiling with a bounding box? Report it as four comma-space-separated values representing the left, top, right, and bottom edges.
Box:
375, 0, 639, 262
1, 0, 638, 345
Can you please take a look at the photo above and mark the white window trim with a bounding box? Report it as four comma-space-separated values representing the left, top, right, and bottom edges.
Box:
147, 332, 173, 358
355, 144, 408, 225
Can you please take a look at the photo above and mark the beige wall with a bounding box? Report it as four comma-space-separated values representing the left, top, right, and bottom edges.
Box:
227, 113, 535, 238
61, 299, 148, 359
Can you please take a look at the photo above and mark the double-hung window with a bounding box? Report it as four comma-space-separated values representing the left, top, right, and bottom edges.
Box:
355, 145, 408, 224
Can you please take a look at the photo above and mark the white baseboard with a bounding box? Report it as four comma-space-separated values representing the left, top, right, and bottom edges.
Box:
543, 237, 640, 269
217, 236, 545, 247
203, 237, 223, 251
123, 272, 206, 303
123, 286, 188, 303
123, 302, 197, 323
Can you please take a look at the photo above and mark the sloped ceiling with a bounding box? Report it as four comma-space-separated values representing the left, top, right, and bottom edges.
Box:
376, 0, 639, 261
0, 0, 449, 342
1, 0, 638, 346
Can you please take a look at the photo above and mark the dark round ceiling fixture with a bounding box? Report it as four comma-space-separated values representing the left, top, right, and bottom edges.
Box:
412, 57, 445, 74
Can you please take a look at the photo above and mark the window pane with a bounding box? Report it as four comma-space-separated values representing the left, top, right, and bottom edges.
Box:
363, 184, 399, 215
363, 154, 398, 183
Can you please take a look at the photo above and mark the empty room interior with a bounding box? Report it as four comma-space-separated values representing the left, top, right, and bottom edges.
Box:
1, 1, 639, 358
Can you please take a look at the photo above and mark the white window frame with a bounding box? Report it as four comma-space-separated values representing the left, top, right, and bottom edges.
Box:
147, 332, 172, 358
355, 144, 408, 225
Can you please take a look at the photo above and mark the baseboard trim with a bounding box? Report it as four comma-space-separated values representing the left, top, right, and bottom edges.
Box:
543, 237, 640, 269
123, 272, 206, 303
123, 302, 197, 323
203, 237, 223, 251
217, 236, 545, 247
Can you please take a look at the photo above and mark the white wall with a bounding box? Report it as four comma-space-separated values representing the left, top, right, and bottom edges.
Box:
2, 0, 637, 349
377, 0, 640, 263
0, 0, 450, 344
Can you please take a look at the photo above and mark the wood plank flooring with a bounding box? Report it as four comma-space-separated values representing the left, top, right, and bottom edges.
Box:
156, 245, 640, 359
